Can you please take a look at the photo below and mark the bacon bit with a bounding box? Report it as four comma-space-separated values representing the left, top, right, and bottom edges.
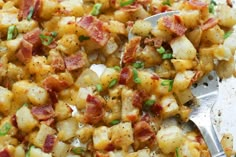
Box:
151, 103, 163, 115
119, 67, 132, 85
47, 41, 57, 49
19, 0, 35, 19
188, 0, 208, 9
43, 76, 69, 92
43, 134, 56, 153
137, 0, 151, 5
127, 114, 138, 122
16, 39, 33, 63
132, 90, 149, 109
0, 149, 10, 157
162, 16, 187, 36
201, 18, 219, 31
121, 3, 141, 12
64, 53, 85, 71
160, 5, 172, 12
122, 37, 141, 64
31, 105, 55, 121
41, 118, 55, 126
227, 0, 233, 7
95, 152, 109, 157
23, 28, 41, 48
48, 91, 58, 105
78, 16, 110, 46
105, 143, 115, 151
84, 95, 104, 124
151, 75, 160, 80
11, 115, 18, 128
141, 113, 151, 123
144, 37, 163, 48
191, 71, 202, 84
51, 53, 65, 71
134, 121, 155, 142
32, 0, 42, 20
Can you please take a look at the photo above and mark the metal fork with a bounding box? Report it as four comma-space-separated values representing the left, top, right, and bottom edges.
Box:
127, 12, 226, 157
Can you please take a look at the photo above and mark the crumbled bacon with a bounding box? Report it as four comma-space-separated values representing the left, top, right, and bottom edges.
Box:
144, 37, 163, 48
64, 53, 85, 71
122, 37, 141, 64
84, 95, 104, 124
23, 28, 41, 48
134, 121, 155, 142
43, 134, 56, 153
95, 152, 109, 157
162, 16, 187, 36
151, 75, 160, 80
141, 113, 151, 123
187, 0, 208, 9
105, 143, 115, 151
201, 18, 219, 31
11, 115, 18, 128
41, 118, 55, 126
48, 90, 58, 105
16, 39, 33, 63
121, 3, 141, 12
31, 105, 55, 121
51, 53, 65, 71
0, 149, 10, 157
227, 0, 233, 7
19, 0, 35, 19
151, 103, 163, 115
119, 67, 132, 85
78, 16, 110, 46
33, 0, 42, 20
132, 90, 149, 109
43, 76, 69, 92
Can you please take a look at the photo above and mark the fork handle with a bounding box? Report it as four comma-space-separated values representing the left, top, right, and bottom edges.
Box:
192, 116, 226, 157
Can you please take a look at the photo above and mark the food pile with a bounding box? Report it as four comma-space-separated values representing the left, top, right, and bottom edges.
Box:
0, 0, 236, 156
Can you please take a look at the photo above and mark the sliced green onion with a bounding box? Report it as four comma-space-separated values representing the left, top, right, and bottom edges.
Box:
224, 31, 233, 39
110, 119, 120, 125
72, 147, 85, 155
0, 123, 11, 136
113, 66, 121, 71
132, 68, 141, 84
23, 103, 29, 107
79, 35, 90, 42
175, 147, 181, 157
39, 34, 54, 46
162, 53, 172, 59
7, 25, 18, 40
51, 31, 58, 37
161, 80, 174, 92
27, 6, 34, 21
156, 46, 165, 54
108, 79, 117, 88
96, 84, 103, 92
26, 145, 35, 157
91, 3, 102, 16
120, 0, 135, 7
162, 0, 171, 6
132, 61, 144, 69
144, 99, 156, 107
209, 0, 217, 13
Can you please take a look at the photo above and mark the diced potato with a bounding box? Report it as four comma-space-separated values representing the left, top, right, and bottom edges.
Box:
114, 10, 130, 23
201, 25, 224, 44
75, 87, 93, 109
56, 34, 80, 55
137, 149, 150, 157
223, 31, 236, 53
121, 88, 139, 122
55, 101, 72, 120
171, 59, 195, 71
151, 29, 172, 42
170, 35, 196, 60
155, 60, 175, 79
27, 85, 49, 106
104, 98, 121, 124
174, 88, 193, 105
57, 16, 76, 37
213, 44, 232, 61
57, 118, 77, 141
186, 27, 202, 48
7, 63, 24, 81
52, 141, 70, 157
76, 125, 94, 143
6, 36, 23, 53
14, 145, 25, 157
39, 0, 59, 20
180, 10, 200, 28
0, 11, 18, 33
60, 0, 84, 17
108, 151, 125, 157
75, 69, 100, 88
16, 106, 38, 133
199, 47, 214, 72
157, 126, 184, 154
138, 70, 158, 93
33, 124, 56, 148
132, 20, 152, 37
160, 94, 179, 119
106, 20, 126, 35
221, 133, 234, 157
102, 37, 118, 56
216, 4, 236, 28
16, 20, 38, 33
173, 71, 196, 92
30, 147, 52, 157
179, 140, 200, 157
154, 78, 173, 96
0, 86, 13, 114
100, 68, 119, 89
216, 57, 235, 78
58, 72, 74, 86
93, 126, 110, 150
110, 122, 134, 151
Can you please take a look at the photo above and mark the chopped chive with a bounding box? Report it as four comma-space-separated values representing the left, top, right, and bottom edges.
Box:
96, 84, 103, 92
162, 53, 172, 59
23, 103, 28, 107
72, 147, 85, 155
0, 123, 11, 136
51, 31, 58, 37
120, 0, 135, 7
113, 66, 121, 71
110, 119, 120, 125
209, 0, 217, 13
26, 145, 35, 157
132, 61, 144, 69
156, 46, 165, 54
161, 80, 174, 92
144, 99, 156, 107
39, 34, 54, 46
7, 25, 18, 40
224, 31, 233, 39
79, 35, 90, 42
162, 0, 171, 6
132, 68, 141, 84
91, 3, 102, 16
27, 6, 34, 21
108, 79, 117, 88
175, 147, 181, 157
